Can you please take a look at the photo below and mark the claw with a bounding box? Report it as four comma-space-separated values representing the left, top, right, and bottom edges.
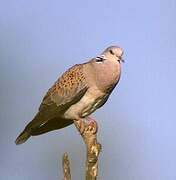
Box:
74, 117, 98, 135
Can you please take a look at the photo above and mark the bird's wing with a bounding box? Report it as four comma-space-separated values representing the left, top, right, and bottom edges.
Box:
40, 64, 87, 110
32, 64, 88, 128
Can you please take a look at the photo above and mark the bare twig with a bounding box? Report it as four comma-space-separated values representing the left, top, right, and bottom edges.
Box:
62, 153, 71, 180
61, 118, 101, 180
74, 118, 101, 180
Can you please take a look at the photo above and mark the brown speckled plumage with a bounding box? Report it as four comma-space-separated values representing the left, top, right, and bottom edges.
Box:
15, 46, 124, 145
42, 64, 86, 106
47, 64, 85, 95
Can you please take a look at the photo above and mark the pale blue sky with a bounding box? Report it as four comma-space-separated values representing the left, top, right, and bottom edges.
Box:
0, 0, 176, 180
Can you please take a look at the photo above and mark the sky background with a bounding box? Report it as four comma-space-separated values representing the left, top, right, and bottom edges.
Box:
0, 0, 176, 180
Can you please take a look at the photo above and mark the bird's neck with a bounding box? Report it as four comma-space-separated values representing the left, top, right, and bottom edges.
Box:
98, 61, 121, 92
85, 61, 121, 93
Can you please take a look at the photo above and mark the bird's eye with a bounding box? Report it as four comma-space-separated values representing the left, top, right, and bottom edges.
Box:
109, 49, 114, 55
95, 56, 104, 63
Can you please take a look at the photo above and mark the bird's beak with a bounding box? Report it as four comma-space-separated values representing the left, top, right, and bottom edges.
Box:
120, 58, 125, 63
118, 56, 125, 63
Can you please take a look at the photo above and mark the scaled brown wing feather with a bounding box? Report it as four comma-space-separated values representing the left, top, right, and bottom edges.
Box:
41, 64, 87, 107
29, 64, 88, 131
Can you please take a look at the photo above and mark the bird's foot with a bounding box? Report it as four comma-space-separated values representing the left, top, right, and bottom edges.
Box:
74, 117, 98, 135
84, 117, 98, 134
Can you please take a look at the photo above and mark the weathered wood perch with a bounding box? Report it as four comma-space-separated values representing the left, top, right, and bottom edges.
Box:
62, 118, 101, 180
62, 153, 71, 180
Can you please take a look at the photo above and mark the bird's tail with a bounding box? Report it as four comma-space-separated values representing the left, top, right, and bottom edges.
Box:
15, 129, 31, 145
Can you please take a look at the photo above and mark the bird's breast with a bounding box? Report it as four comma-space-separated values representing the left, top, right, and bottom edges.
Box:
95, 61, 121, 93
63, 87, 106, 120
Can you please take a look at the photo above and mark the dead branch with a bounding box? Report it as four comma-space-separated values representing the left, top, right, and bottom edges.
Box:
74, 118, 101, 180
61, 118, 101, 180
62, 153, 71, 180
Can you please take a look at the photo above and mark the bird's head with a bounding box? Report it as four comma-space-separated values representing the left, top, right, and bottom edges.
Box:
95, 46, 124, 64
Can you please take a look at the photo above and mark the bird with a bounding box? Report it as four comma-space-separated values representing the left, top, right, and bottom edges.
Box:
15, 46, 124, 145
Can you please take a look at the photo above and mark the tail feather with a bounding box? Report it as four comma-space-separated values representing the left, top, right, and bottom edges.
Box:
15, 130, 31, 145
15, 116, 38, 145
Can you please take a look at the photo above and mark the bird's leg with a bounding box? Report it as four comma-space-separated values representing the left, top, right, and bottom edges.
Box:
84, 116, 98, 134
